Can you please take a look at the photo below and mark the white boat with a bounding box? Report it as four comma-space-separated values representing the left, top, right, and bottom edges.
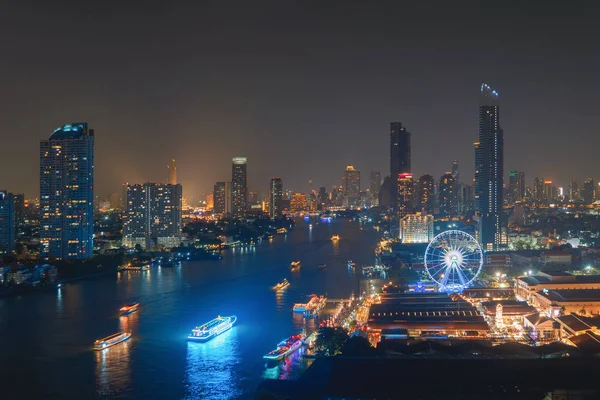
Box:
187, 315, 237, 342
263, 334, 304, 360
94, 332, 131, 350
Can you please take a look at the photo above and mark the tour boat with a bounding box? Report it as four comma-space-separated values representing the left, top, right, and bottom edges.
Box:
119, 303, 139, 316
318, 263, 327, 270
273, 278, 290, 290
94, 332, 131, 350
187, 315, 237, 342
290, 261, 301, 271
263, 333, 304, 361
293, 294, 319, 313
331, 234, 340, 241
348, 260, 356, 269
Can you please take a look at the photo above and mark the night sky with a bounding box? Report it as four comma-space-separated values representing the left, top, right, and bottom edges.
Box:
1, 1, 599, 199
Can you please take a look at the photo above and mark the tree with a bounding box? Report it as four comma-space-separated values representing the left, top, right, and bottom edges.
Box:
134, 244, 143, 255
341, 336, 375, 357
315, 327, 349, 357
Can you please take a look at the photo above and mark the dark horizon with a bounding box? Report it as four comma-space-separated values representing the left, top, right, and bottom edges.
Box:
2, 2, 599, 199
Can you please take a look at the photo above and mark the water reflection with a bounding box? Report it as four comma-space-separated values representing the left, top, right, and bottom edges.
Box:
95, 338, 131, 396
275, 289, 286, 311
119, 313, 139, 334
184, 328, 240, 399
56, 286, 62, 313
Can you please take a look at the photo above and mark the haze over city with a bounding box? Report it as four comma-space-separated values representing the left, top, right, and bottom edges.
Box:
1, 1, 599, 198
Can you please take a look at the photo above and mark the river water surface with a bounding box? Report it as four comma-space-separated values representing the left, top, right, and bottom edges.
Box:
0, 218, 379, 399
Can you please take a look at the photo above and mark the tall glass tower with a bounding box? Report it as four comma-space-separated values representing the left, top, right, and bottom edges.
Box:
40, 123, 94, 260
475, 84, 507, 250
231, 157, 247, 218
390, 122, 411, 210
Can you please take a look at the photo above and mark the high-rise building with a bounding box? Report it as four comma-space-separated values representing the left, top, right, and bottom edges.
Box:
231, 157, 247, 218
416, 174, 435, 214
390, 122, 411, 180
318, 186, 327, 210
123, 183, 182, 249
508, 171, 524, 204
390, 122, 411, 207
569, 180, 580, 202
168, 157, 177, 185
533, 177, 544, 201
582, 178, 595, 204
10, 193, 24, 228
40, 123, 94, 260
213, 182, 228, 215
399, 213, 434, 244
397, 173, 414, 217
269, 177, 283, 219
544, 180, 553, 201
438, 173, 457, 217
474, 84, 507, 250
451, 160, 459, 182
0, 191, 15, 255
369, 171, 381, 206
344, 165, 361, 208
289, 193, 307, 212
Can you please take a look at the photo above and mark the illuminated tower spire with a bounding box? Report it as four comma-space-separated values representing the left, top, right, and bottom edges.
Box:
168, 157, 177, 185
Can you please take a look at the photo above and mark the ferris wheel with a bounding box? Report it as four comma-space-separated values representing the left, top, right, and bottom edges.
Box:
424, 230, 483, 292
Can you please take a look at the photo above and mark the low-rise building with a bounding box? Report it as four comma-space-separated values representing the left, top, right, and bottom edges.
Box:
531, 289, 600, 317
523, 313, 556, 341
514, 272, 600, 301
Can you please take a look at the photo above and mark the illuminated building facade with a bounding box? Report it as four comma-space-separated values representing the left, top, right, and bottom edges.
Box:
269, 177, 283, 219
0, 191, 15, 254
399, 213, 433, 244
544, 180, 553, 201
397, 173, 414, 217
168, 157, 177, 185
416, 174, 434, 214
290, 193, 307, 212
123, 183, 182, 249
231, 157, 247, 218
40, 123, 94, 260
343, 165, 360, 208
474, 84, 507, 250
438, 173, 456, 217
369, 170, 381, 205
213, 182, 228, 215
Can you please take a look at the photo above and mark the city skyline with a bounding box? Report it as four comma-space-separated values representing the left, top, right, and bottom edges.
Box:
1, 3, 599, 198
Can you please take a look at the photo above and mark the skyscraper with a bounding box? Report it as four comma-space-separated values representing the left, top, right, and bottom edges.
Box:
269, 177, 283, 219
475, 84, 507, 250
390, 122, 411, 207
508, 171, 524, 203
438, 173, 457, 217
582, 178, 595, 204
569, 180, 580, 202
369, 170, 381, 205
40, 123, 94, 260
168, 157, 177, 185
213, 182, 227, 215
231, 157, 247, 218
344, 165, 361, 208
390, 122, 411, 179
451, 160, 459, 182
0, 191, 15, 255
397, 173, 414, 217
533, 177, 544, 201
123, 183, 182, 249
416, 174, 435, 214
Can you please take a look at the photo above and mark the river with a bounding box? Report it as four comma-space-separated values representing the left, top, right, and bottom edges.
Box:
0, 218, 379, 399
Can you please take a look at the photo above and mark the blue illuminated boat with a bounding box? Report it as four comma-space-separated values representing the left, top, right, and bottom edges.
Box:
187, 315, 237, 342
